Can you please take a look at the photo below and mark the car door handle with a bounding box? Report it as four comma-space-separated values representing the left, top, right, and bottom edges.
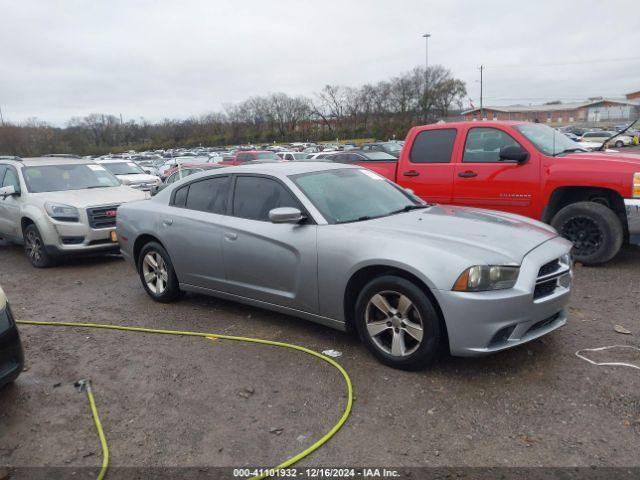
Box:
161, 218, 173, 226
224, 232, 238, 241
458, 171, 478, 178
402, 170, 420, 177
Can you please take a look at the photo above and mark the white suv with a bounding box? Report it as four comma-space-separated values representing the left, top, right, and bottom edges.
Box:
95, 159, 161, 191
0, 156, 146, 267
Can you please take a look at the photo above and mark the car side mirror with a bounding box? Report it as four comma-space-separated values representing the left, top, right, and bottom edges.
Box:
0, 185, 18, 197
269, 207, 306, 224
499, 145, 529, 164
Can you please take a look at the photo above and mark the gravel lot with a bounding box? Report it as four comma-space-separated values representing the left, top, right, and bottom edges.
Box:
0, 240, 639, 474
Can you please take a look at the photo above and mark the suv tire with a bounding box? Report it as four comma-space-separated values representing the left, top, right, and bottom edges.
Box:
23, 224, 54, 268
138, 241, 181, 303
355, 275, 443, 370
551, 201, 623, 265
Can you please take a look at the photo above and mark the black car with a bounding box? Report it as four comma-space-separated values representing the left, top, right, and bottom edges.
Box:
0, 289, 24, 388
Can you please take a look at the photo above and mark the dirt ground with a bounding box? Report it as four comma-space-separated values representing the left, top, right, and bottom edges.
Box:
0, 240, 639, 476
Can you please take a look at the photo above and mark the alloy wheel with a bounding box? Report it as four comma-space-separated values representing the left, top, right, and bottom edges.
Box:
142, 251, 168, 295
25, 230, 43, 264
560, 216, 603, 257
365, 290, 424, 357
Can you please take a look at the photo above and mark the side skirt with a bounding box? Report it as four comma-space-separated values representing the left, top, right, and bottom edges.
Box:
179, 283, 347, 332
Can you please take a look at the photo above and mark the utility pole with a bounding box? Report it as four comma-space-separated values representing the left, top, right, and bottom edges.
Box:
479, 65, 484, 119
0, 106, 4, 125
422, 33, 431, 123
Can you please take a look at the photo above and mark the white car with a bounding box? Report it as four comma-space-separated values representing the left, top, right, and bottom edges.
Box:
579, 131, 633, 148
275, 152, 311, 161
307, 152, 339, 160
96, 159, 161, 191
0, 156, 146, 267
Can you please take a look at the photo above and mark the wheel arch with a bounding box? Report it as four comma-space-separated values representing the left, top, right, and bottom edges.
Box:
543, 186, 628, 234
20, 216, 36, 232
133, 233, 166, 267
343, 264, 449, 350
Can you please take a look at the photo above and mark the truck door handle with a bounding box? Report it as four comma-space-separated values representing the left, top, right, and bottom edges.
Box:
403, 170, 420, 177
458, 171, 478, 178
224, 232, 238, 241
161, 219, 173, 226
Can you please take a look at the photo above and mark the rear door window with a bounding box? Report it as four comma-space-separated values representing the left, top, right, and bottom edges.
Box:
232, 176, 298, 221
173, 184, 189, 207
184, 176, 230, 214
410, 129, 457, 163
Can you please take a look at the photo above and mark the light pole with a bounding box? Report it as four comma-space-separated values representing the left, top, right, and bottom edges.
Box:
422, 33, 431, 122
479, 65, 484, 119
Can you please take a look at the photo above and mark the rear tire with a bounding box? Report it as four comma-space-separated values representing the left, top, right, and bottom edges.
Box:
355, 275, 443, 370
23, 224, 54, 268
551, 201, 623, 265
614, 140, 624, 148
137, 242, 181, 302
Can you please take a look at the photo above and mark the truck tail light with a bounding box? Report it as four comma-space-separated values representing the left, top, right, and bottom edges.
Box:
634, 173, 640, 198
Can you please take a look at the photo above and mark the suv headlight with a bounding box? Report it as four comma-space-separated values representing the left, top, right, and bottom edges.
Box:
633, 172, 640, 198
45, 202, 79, 222
453, 265, 520, 292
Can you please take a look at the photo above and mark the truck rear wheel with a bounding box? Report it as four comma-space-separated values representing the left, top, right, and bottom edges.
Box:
551, 201, 623, 265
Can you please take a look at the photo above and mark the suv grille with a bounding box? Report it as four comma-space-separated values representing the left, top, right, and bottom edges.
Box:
87, 205, 119, 229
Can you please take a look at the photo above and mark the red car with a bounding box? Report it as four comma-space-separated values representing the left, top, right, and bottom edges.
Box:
339, 121, 640, 265
219, 151, 281, 166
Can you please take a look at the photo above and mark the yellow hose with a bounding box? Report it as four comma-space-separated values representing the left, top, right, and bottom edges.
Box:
77, 380, 109, 480
17, 320, 353, 480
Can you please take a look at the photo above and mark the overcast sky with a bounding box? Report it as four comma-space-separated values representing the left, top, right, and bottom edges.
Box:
1, 0, 638, 125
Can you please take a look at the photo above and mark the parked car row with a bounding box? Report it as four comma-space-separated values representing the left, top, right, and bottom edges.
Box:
1, 145, 575, 370
2, 119, 638, 370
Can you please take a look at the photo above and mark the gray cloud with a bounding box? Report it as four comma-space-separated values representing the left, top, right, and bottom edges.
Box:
1, 0, 638, 125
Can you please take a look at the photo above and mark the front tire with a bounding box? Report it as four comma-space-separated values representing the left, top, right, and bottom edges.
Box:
551, 201, 623, 265
137, 242, 181, 302
355, 275, 443, 370
23, 224, 53, 268
614, 140, 624, 148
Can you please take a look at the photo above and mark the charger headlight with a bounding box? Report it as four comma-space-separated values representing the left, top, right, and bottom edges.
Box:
45, 202, 79, 222
453, 265, 520, 292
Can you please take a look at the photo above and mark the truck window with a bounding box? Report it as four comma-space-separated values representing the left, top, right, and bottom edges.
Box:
409, 129, 457, 163
463, 128, 521, 163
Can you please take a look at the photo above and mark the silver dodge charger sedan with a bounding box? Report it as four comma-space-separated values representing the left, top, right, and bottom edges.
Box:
116, 162, 573, 369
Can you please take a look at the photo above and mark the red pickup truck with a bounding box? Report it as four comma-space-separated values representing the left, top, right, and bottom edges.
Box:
350, 121, 640, 264
218, 151, 281, 166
